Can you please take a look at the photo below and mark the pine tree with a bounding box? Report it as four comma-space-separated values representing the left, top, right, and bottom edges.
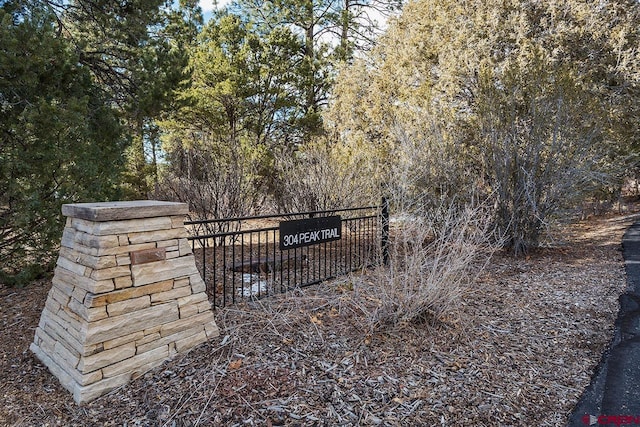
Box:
0, 0, 124, 281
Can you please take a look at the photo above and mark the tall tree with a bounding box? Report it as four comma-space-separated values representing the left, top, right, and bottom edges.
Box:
229, 0, 330, 134
0, 0, 124, 281
329, 0, 640, 254
172, 12, 303, 148
229, 0, 403, 137
157, 12, 302, 218
119, 0, 204, 197
333, 0, 402, 61
43, 0, 203, 197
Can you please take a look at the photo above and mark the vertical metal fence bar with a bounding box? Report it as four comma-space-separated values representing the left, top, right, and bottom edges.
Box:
313, 245, 317, 284
232, 233, 238, 302
280, 241, 285, 292
367, 216, 372, 264
360, 218, 364, 268
305, 245, 310, 285
201, 240, 206, 285
222, 238, 227, 307
316, 240, 321, 284
272, 228, 277, 293
363, 217, 367, 266
250, 231, 256, 301
371, 214, 376, 263
372, 214, 376, 262
212, 239, 217, 307
362, 219, 369, 267
329, 240, 333, 278
381, 197, 390, 266
354, 219, 357, 270
264, 229, 269, 296
356, 219, 360, 268
357, 219, 360, 269
360, 219, 363, 266
335, 240, 342, 276
339, 223, 344, 275
240, 232, 245, 301
363, 217, 368, 265
257, 230, 262, 298
281, 246, 286, 291
331, 239, 334, 277
293, 246, 298, 287
355, 220, 359, 269
348, 220, 353, 272
309, 245, 313, 284
323, 240, 327, 278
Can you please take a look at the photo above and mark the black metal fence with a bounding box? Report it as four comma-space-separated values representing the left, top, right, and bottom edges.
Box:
186, 201, 389, 308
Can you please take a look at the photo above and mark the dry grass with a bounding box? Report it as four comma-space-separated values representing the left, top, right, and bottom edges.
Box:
347, 201, 500, 331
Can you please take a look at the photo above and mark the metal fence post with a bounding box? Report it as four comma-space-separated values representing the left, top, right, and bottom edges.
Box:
381, 197, 390, 265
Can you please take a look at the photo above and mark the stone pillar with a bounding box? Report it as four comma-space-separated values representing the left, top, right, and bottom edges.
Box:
30, 201, 219, 404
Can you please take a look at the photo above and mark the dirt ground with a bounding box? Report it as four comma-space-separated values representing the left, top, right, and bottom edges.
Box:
1, 211, 638, 426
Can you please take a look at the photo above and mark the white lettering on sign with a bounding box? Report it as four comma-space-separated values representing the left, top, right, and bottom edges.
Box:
322, 228, 339, 239
281, 228, 339, 248
279, 216, 342, 250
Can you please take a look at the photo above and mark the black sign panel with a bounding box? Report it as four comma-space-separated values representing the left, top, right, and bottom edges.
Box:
279, 216, 342, 250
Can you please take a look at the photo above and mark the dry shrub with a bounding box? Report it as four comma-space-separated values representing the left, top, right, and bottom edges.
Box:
152, 145, 268, 240
349, 198, 501, 331
273, 138, 382, 212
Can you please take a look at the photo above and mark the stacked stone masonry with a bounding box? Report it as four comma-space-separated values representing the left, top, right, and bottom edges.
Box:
30, 201, 219, 404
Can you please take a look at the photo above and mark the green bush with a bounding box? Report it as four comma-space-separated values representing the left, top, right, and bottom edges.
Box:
0, 3, 125, 282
